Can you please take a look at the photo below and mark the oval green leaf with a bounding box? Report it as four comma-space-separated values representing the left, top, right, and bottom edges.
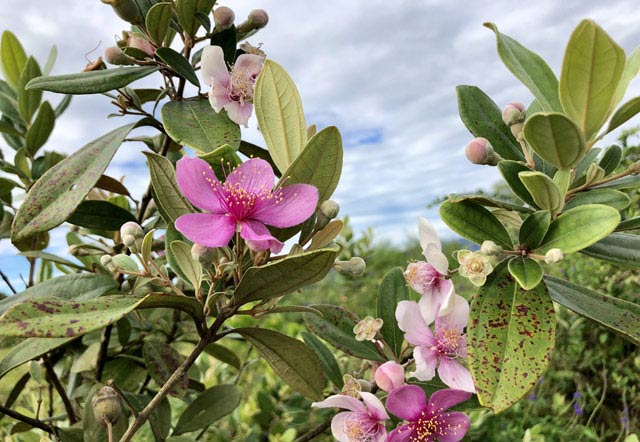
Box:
144, 151, 193, 223
376, 267, 409, 360
173, 384, 240, 435
439, 200, 513, 248
25, 101, 55, 156
507, 257, 543, 290
581, 233, 640, 269
300, 331, 344, 389
145, 2, 173, 46
26, 67, 157, 94
169, 240, 202, 289
607, 96, 640, 134
518, 210, 551, 249
18, 57, 42, 123
1, 31, 27, 89
523, 112, 587, 169
498, 160, 538, 208
156, 47, 200, 88
564, 188, 630, 211
204, 343, 241, 370
66, 200, 136, 231
0, 337, 74, 378
518, 171, 563, 214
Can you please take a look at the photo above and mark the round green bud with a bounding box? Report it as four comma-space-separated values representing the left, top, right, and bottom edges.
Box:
544, 248, 563, 264
334, 257, 366, 276
91, 386, 121, 426
320, 200, 340, 220
120, 222, 144, 253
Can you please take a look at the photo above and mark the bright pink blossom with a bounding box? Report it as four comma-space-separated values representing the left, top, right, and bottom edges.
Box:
201, 45, 263, 126
386, 385, 471, 442
396, 296, 475, 393
175, 157, 318, 254
312, 392, 389, 442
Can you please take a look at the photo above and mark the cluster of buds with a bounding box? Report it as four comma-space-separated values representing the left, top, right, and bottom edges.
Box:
104, 31, 155, 66
315, 200, 340, 230
236, 9, 269, 40
465, 137, 502, 166
120, 222, 144, 253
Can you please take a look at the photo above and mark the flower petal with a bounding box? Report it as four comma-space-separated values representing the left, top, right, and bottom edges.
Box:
201, 46, 229, 87
419, 217, 441, 252
435, 281, 456, 317
234, 53, 263, 78
329, 411, 351, 442
253, 183, 319, 228
209, 85, 231, 113
240, 220, 284, 253
410, 346, 438, 382
224, 101, 253, 127
424, 243, 448, 274
360, 392, 389, 420
311, 395, 365, 413
396, 301, 435, 347
436, 411, 471, 442
175, 213, 235, 248
387, 424, 417, 442
437, 358, 475, 393
438, 294, 469, 331
176, 157, 225, 213
226, 158, 275, 195
386, 385, 427, 421
426, 389, 472, 414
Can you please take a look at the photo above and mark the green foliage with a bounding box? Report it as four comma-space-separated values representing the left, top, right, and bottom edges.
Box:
26, 67, 158, 94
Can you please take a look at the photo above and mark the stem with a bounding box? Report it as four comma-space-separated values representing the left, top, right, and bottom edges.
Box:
295, 418, 332, 442
95, 324, 113, 382
43, 356, 78, 424
107, 420, 114, 442
27, 257, 36, 288
0, 268, 17, 294
517, 137, 536, 169
0, 403, 55, 434
107, 380, 139, 418
568, 168, 636, 195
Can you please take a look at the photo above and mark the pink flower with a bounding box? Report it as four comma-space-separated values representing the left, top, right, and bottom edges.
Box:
375, 361, 405, 393
201, 45, 263, 127
312, 392, 389, 442
396, 297, 475, 393
386, 385, 471, 442
174, 157, 318, 254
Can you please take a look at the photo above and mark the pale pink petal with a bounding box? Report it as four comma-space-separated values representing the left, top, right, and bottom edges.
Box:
438, 294, 469, 331
437, 358, 475, 393
435, 281, 456, 317
373, 425, 388, 442
234, 53, 263, 78
418, 293, 437, 326
201, 46, 230, 87
419, 217, 441, 251
175, 213, 235, 248
224, 101, 253, 127
225, 158, 274, 194
252, 184, 318, 228
438, 411, 471, 442
424, 243, 448, 274
311, 395, 365, 413
176, 157, 225, 213
387, 424, 416, 442
208, 85, 231, 113
410, 346, 438, 381
240, 220, 283, 253
427, 389, 472, 415
386, 385, 427, 421
396, 301, 435, 347
329, 411, 351, 442
360, 392, 390, 420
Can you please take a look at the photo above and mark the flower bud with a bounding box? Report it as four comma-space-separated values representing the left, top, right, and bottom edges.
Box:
213, 6, 235, 29
585, 163, 605, 186
357, 379, 372, 392
341, 374, 361, 397
502, 102, 526, 137
100, 0, 143, 25
465, 137, 501, 166
333, 257, 366, 276
91, 386, 121, 426
480, 240, 502, 256
100, 255, 117, 272
544, 248, 563, 264
627, 160, 640, 174
320, 200, 340, 220
83, 57, 106, 72
353, 316, 383, 341
128, 36, 156, 56
120, 222, 144, 253
248, 9, 269, 28
104, 46, 134, 65
374, 361, 405, 392
191, 243, 214, 265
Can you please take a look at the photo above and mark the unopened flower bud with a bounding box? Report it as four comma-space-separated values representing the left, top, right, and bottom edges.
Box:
341, 374, 361, 397
91, 386, 121, 426
248, 9, 269, 28
585, 163, 605, 186
191, 243, 214, 264
120, 222, 144, 253
213, 6, 235, 29
465, 137, 501, 166
353, 316, 383, 341
480, 240, 502, 256
544, 248, 563, 264
100, 0, 143, 25
627, 160, 640, 174
320, 200, 340, 219
357, 379, 372, 392
84, 57, 106, 72
104, 46, 134, 65
128, 36, 156, 56
374, 361, 405, 392
100, 255, 117, 272
502, 102, 526, 137
334, 257, 366, 276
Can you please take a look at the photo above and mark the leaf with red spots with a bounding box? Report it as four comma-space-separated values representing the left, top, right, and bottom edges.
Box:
467, 261, 556, 413
143, 338, 188, 398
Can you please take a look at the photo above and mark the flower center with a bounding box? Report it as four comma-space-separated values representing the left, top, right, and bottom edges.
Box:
410, 410, 446, 440
344, 413, 378, 442
435, 327, 465, 358
468, 260, 484, 273
229, 66, 256, 104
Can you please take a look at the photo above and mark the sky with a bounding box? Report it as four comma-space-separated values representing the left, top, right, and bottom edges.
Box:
1, 0, 640, 291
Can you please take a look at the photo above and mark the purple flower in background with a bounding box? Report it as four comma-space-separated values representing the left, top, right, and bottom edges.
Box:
396, 296, 475, 393
175, 157, 318, 253
386, 385, 471, 442
201, 45, 263, 126
312, 392, 389, 441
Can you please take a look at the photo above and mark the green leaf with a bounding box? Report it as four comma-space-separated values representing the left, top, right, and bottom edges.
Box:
12, 123, 135, 242
498, 160, 538, 207
173, 384, 240, 435
254, 60, 307, 174
560, 19, 625, 140
67, 200, 136, 231
599, 145, 623, 176
43, 45, 57, 76
17, 57, 42, 123
518, 171, 563, 214
616, 216, 640, 232
169, 240, 202, 289
613, 47, 640, 109
376, 267, 408, 359
144, 151, 193, 223
143, 338, 188, 397
237, 328, 324, 400
608, 96, 640, 135
447, 194, 533, 213
175, 0, 215, 37
303, 304, 384, 362
26, 67, 157, 94
581, 233, 640, 269
564, 189, 630, 211
301, 331, 343, 389
0, 337, 74, 378
197, 144, 241, 180
535, 204, 620, 254
19, 251, 85, 270
0, 273, 117, 315
25, 101, 55, 156
234, 246, 339, 305
468, 262, 555, 413
210, 25, 237, 64
145, 2, 173, 46
544, 275, 640, 345
594, 175, 640, 190
1, 31, 27, 89
508, 257, 543, 290
483, 23, 561, 112
523, 112, 587, 169
456, 85, 523, 161
112, 254, 139, 273
0, 295, 150, 338
156, 47, 200, 88
518, 210, 551, 249
204, 343, 241, 370
439, 200, 513, 248
161, 99, 240, 153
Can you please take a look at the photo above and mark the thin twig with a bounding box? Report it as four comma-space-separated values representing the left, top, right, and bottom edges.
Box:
0, 403, 55, 434
43, 356, 78, 424
0, 268, 17, 294
295, 418, 332, 442
95, 324, 113, 382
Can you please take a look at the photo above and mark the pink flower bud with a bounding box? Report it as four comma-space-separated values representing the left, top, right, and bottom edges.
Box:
502, 102, 526, 126
128, 36, 156, 56
214, 6, 235, 28
374, 361, 405, 392
465, 137, 501, 166
248, 9, 269, 28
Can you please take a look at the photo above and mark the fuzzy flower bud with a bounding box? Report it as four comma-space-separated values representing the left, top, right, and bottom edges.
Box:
585, 163, 605, 186
213, 6, 235, 29
104, 46, 134, 65
100, 0, 143, 25
91, 386, 121, 426
465, 137, 502, 166
100, 255, 117, 272
544, 248, 563, 264
191, 243, 214, 265
120, 222, 144, 253
502, 102, 526, 137
320, 200, 340, 219
480, 240, 502, 256
457, 249, 494, 287
353, 316, 383, 341
374, 361, 405, 392
333, 257, 366, 276
128, 36, 156, 56
248, 9, 269, 28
